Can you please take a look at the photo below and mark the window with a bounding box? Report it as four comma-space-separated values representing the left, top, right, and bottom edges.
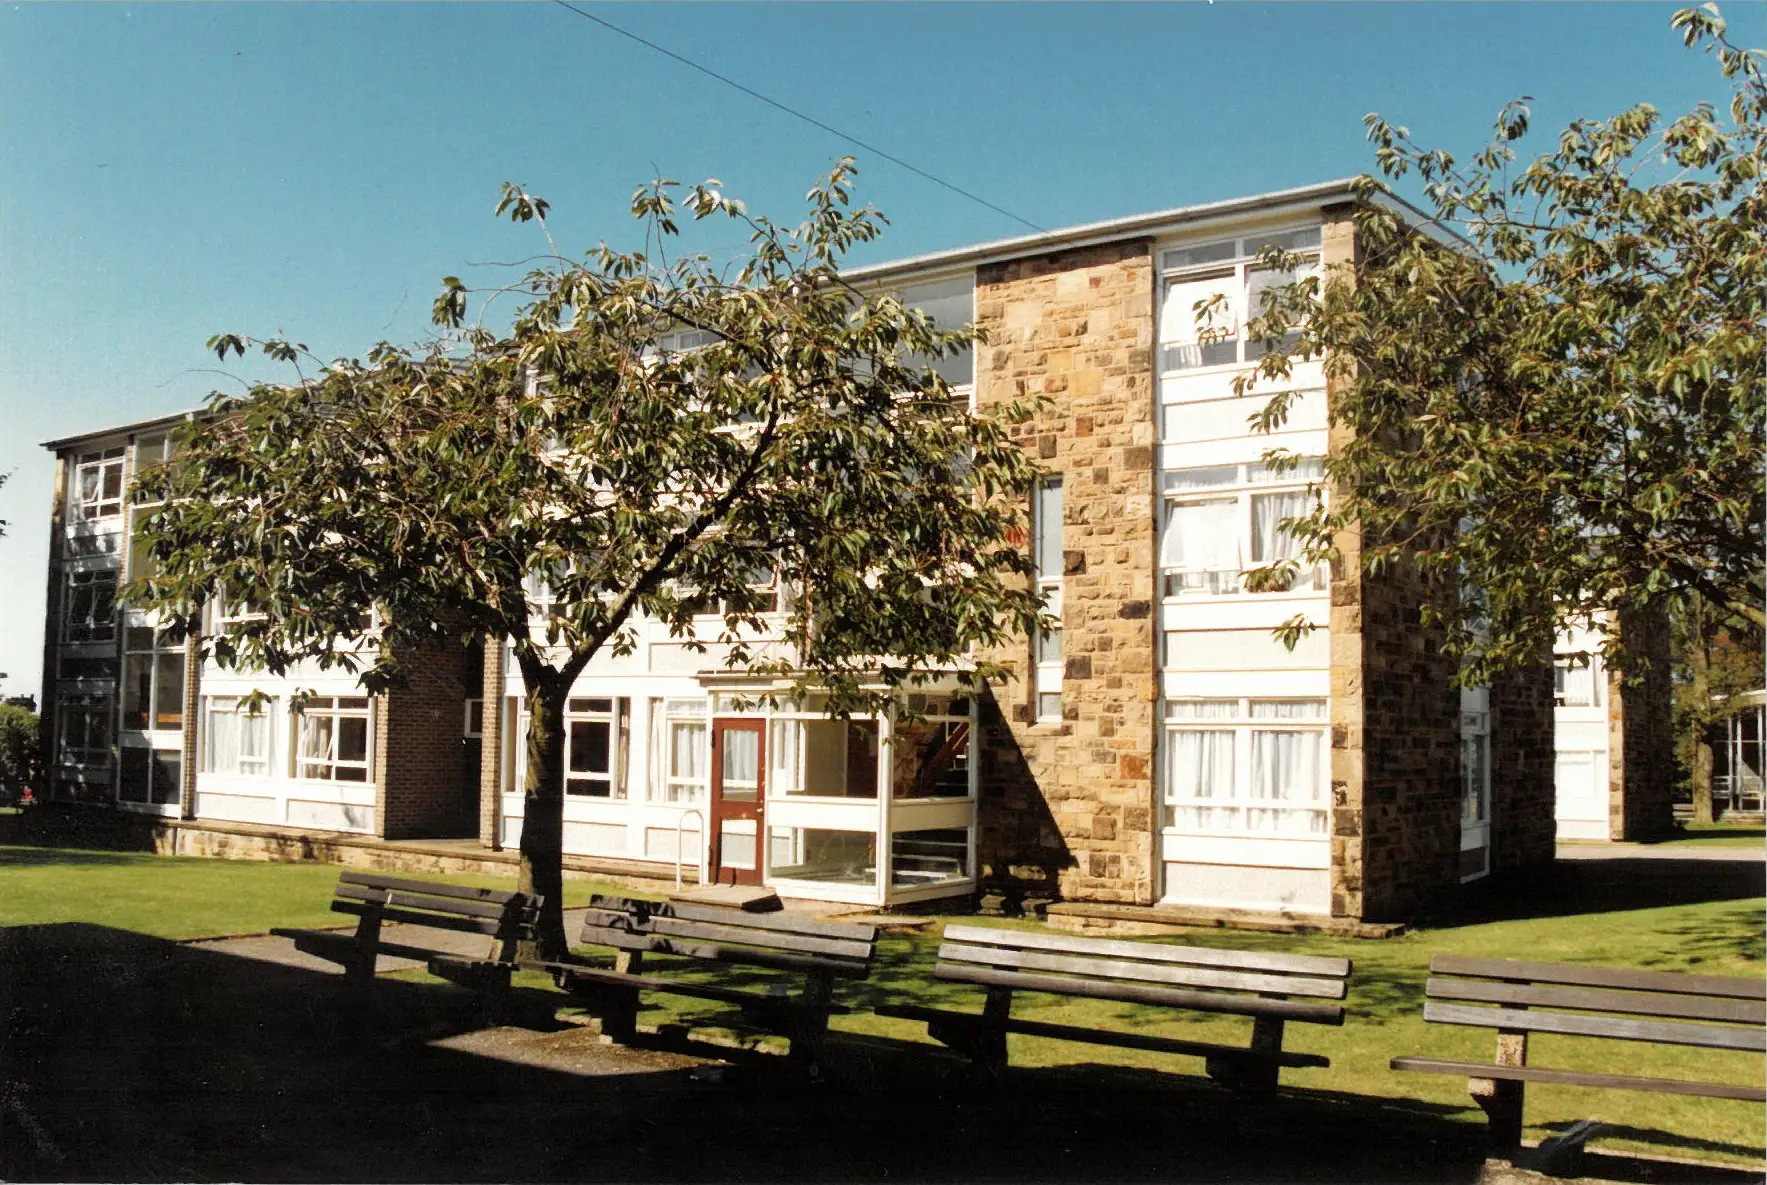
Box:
1461, 710, 1490, 825
57, 694, 112, 767
120, 746, 180, 806
897, 276, 976, 388
1554, 658, 1599, 707
649, 697, 708, 803
1033, 478, 1064, 721
295, 696, 371, 782
565, 697, 623, 798
1159, 228, 1321, 373
1160, 461, 1325, 597
122, 627, 186, 732
211, 586, 265, 633
72, 447, 125, 521
203, 696, 271, 777
63, 568, 119, 644
1163, 698, 1328, 837
463, 698, 484, 740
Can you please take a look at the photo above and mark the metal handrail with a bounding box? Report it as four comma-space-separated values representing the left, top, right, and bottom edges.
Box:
674, 808, 707, 890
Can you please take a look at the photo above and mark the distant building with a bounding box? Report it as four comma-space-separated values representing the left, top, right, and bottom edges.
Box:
1552, 616, 1677, 842
38, 179, 1557, 924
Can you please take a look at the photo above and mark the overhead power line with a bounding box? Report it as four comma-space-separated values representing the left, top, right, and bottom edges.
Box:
549, 0, 1048, 235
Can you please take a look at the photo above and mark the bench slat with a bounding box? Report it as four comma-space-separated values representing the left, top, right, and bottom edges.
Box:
1428, 976, 1767, 1026
533, 961, 850, 1014
1423, 1001, 1766, 1052
1391, 1056, 1767, 1102
938, 941, 1347, 1000
1429, 956, 1765, 1001
876, 1003, 1331, 1068
331, 900, 512, 938
338, 871, 519, 905
941, 924, 1350, 980
581, 908, 874, 961
580, 926, 873, 979
936, 963, 1345, 1025
657, 900, 880, 942
335, 882, 516, 921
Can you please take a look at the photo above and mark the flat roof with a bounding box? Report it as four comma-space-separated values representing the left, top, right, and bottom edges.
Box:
41, 406, 205, 453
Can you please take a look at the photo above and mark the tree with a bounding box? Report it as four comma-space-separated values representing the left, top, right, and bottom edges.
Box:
130, 161, 1046, 957
1674, 598, 1763, 823
0, 701, 39, 804
1230, 5, 1765, 683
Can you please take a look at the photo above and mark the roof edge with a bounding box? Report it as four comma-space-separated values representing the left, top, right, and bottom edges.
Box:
42, 406, 206, 453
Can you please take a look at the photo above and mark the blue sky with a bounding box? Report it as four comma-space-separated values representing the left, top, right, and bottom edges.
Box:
0, 1, 1742, 696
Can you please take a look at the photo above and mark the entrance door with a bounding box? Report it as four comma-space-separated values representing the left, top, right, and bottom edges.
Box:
709, 719, 765, 886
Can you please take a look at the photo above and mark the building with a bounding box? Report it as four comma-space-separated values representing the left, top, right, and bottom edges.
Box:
1551, 616, 1677, 842
38, 179, 1557, 925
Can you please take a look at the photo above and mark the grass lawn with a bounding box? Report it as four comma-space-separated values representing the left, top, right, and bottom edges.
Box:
1651, 821, 1766, 849
0, 844, 603, 939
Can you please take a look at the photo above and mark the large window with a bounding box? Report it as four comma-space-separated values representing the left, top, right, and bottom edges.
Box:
565, 697, 624, 798
122, 627, 186, 732
1159, 227, 1321, 373
72, 447, 125, 521
119, 745, 180, 806
1160, 461, 1325, 598
897, 276, 976, 388
1554, 657, 1600, 707
1033, 478, 1065, 721
649, 697, 708, 803
63, 568, 119, 644
57, 694, 112, 768
295, 696, 371, 782
1163, 698, 1328, 837
203, 697, 272, 777
1461, 709, 1490, 826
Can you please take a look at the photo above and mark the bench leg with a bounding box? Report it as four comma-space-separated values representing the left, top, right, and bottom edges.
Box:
599, 986, 641, 1044
787, 973, 835, 1078
1468, 1077, 1525, 1155
1205, 1016, 1282, 1096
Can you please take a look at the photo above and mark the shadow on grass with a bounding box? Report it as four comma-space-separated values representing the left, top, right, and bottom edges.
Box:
1649, 828, 1766, 845
1427, 857, 1765, 928
0, 844, 160, 868
1537, 1119, 1767, 1165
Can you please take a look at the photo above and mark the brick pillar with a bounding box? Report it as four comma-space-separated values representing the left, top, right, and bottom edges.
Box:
972, 239, 1159, 909
179, 629, 201, 820
1489, 647, 1555, 872
1608, 604, 1675, 841
479, 640, 504, 849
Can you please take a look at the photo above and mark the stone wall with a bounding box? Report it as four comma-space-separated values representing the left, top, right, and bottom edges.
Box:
1609, 604, 1676, 840
1325, 207, 1463, 922
972, 238, 1160, 908
1490, 651, 1557, 873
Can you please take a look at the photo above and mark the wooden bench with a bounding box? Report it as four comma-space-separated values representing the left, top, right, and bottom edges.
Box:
272, 870, 542, 1015
522, 894, 879, 1072
875, 924, 1351, 1092
1391, 956, 1767, 1154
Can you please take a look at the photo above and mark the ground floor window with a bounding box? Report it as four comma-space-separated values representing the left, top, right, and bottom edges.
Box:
1162, 698, 1328, 836
203, 696, 272, 776
767, 827, 876, 885
295, 696, 371, 782
119, 745, 180, 806
648, 697, 708, 803
57, 693, 112, 769
1460, 710, 1490, 826
565, 697, 624, 798
890, 829, 968, 886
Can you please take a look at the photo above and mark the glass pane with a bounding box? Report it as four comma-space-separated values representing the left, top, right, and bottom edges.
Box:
1161, 498, 1242, 595
1246, 458, 1324, 484
1161, 240, 1237, 270
1036, 692, 1063, 720
891, 829, 969, 886
1248, 699, 1327, 719
1250, 730, 1323, 804
122, 654, 152, 731
151, 750, 181, 806
119, 747, 151, 803
720, 823, 757, 869
1245, 227, 1321, 255
1166, 700, 1238, 719
299, 713, 332, 762
767, 828, 876, 885
1167, 731, 1235, 802
1162, 465, 1239, 492
154, 651, 185, 729
1035, 480, 1064, 576
569, 720, 610, 774
337, 717, 368, 764
720, 728, 759, 802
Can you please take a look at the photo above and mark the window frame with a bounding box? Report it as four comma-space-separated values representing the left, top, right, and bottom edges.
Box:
72, 447, 126, 522
122, 626, 187, 733
1157, 227, 1322, 377
1161, 697, 1330, 839
56, 693, 114, 768
292, 696, 373, 783
62, 567, 120, 645
649, 697, 710, 805
1159, 460, 1327, 601
563, 697, 623, 799
202, 695, 273, 778
1032, 477, 1065, 723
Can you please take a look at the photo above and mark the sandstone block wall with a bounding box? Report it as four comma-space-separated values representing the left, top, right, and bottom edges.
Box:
972, 239, 1160, 907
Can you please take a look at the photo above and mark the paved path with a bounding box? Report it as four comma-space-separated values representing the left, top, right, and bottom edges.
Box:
186, 906, 593, 972
1558, 841, 1764, 862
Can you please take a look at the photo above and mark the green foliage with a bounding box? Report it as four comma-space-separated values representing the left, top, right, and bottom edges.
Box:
0, 703, 40, 800
1233, 5, 1766, 681
129, 160, 1046, 954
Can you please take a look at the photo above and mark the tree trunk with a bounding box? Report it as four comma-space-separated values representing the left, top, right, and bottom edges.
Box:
517, 679, 570, 961
1688, 600, 1715, 826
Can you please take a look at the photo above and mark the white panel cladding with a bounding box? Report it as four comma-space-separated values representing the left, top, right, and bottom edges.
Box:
286, 799, 374, 834
562, 820, 629, 855
1161, 833, 1332, 870
1163, 627, 1328, 671
1160, 861, 1330, 914
190, 789, 279, 825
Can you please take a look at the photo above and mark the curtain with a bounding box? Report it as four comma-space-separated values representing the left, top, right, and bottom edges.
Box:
207, 703, 240, 774
1251, 490, 1310, 564
1161, 499, 1240, 581
770, 720, 802, 795
1250, 730, 1321, 803
298, 711, 332, 778
1159, 274, 1239, 369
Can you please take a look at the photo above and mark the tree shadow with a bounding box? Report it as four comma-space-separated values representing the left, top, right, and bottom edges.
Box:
1423, 857, 1765, 928
0, 845, 158, 868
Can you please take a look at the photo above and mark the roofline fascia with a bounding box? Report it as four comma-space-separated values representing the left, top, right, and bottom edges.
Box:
41, 406, 207, 454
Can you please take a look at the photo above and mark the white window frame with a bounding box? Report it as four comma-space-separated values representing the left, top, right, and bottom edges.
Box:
63, 567, 119, 645
1159, 460, 1326, 600
1161, 698, 1329, 838
1553, 656, 1601, 708
121, 625, 186, 734
649, 697, 710, 804
293, 696, 373, 783
564, 697, 623, 799
1033, 478, 1064, 722
1158, 227, 1322, 377
72, 447, 125, 522
1460, 709, 1491, 827
202, 696, 273, 778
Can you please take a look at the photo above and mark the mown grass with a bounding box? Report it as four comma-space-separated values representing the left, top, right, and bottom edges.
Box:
0, 844, 601, 939
1652, 821, 1766, 849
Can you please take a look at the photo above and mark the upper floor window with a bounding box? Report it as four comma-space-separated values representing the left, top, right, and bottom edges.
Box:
56, 693, 113, 768
63, 568, 119, 645
1033, 478, 1064, 722
1554, 658, 1601, 708
72, 447, 125, 522
122, 627, 186, 733
1160, 460, 1325, 598
897, 276, 975, 389
1159, 227, 1321, 373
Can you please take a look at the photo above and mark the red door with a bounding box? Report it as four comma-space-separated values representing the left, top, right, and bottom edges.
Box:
709, 719, 765, 886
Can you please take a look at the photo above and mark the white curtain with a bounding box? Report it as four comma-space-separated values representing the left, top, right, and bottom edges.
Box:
672, 722, 706, 783
298, 711, 332, 777
1159, 274, 1239, 369
1251, 490, 1310, 564
238, 712, 268, 774
206, 702, 241, 774
722, 728, 759, 784
1250, 730, 1321, 804
1168, 731, 1234, 800
1161, 499, 1240, 578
